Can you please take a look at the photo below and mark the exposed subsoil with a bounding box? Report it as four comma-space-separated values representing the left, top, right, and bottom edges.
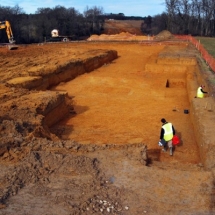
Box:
0, 34, 215, 214
102, 20, 144, 35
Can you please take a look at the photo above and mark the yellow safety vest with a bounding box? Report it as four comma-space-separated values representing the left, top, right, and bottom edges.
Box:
197, 87, 204, 98
162, 123, 173, 141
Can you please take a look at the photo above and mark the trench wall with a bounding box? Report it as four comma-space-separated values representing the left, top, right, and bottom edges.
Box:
187, 69, 215, 170
175, 35, 215, 169
46, 46, 215, 170
5, 50, 118, 131
6, 44, 215, 169
147, 50, 215, 170
6, 50, 118, 91
41, 50, 118, 127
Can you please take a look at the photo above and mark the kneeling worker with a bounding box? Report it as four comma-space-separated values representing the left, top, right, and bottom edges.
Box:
197, 85, 208, 98
160, 118, 175, 156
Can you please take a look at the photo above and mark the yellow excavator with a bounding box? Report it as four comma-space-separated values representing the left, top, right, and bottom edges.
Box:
0, 20, 18, 50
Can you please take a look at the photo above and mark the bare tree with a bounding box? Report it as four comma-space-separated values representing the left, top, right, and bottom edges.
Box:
176, 0, 192, 34
165, 0, 179, 33
151, 13, 168, 35
164, 0, 215, 35
201, 0, 215, 35
83, 6, 104, 35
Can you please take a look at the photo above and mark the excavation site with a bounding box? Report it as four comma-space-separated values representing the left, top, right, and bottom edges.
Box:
1, 33, 215, 214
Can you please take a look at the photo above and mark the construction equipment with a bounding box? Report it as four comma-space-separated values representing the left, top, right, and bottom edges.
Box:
46, 29, 76, 42
0, 20, 18, 50
50, 29, 70, 42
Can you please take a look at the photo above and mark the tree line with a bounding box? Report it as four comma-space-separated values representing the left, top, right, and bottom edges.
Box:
152, 0, 215, 36
0, 1, 215, 44
0, 5, 147, 44
0, 5, 107, 43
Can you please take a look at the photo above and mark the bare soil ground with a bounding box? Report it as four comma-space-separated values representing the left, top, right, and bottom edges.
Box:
103, 20, 144, 35
0, 35, 215, 214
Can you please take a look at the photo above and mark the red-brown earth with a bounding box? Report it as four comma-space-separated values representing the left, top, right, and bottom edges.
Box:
0, 33, 215, 214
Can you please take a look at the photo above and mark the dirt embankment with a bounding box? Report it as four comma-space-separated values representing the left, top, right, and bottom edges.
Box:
103, 20, 144, 35
0, 38, 215, 214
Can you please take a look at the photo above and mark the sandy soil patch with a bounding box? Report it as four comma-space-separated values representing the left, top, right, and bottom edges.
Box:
0, 40, 215, 214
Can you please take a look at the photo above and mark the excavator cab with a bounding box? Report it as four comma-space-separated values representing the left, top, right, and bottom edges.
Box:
0, 20, 18, 50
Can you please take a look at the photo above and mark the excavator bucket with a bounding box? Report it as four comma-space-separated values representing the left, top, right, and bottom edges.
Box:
8, 44, 18, 50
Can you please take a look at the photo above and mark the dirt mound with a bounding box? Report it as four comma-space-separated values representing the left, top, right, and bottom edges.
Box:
154, 30, 174, 40
87, 32, 151, 41
103, 20, 144, 35
87, 19, 152, 41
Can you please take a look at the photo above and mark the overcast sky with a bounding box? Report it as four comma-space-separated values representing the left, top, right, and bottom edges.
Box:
1, 0, 166, 16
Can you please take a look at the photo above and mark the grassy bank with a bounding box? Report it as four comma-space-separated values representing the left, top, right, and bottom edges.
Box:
195, 37, 215, 57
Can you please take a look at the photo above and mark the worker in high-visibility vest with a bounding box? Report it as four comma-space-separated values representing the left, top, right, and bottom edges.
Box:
196, 85, 208, 98
160, 118, 175, 156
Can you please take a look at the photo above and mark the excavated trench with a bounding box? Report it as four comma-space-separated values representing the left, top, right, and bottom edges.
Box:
43, 44, 215, 169
6, 42, 214, 168
1, 42, 215, 214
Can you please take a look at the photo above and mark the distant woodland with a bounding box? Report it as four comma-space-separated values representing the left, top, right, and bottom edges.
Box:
0, 0, 215, 44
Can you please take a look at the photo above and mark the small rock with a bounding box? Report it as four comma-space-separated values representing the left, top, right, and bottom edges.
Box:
0, 203, 6, 209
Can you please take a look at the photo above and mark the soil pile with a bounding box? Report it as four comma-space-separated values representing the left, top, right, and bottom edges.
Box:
87, 32, 151, 41
103, 20, 144, 35
154, 30, 174, 40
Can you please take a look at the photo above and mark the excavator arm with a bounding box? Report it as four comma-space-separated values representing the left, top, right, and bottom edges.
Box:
0, 20, 16, 44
